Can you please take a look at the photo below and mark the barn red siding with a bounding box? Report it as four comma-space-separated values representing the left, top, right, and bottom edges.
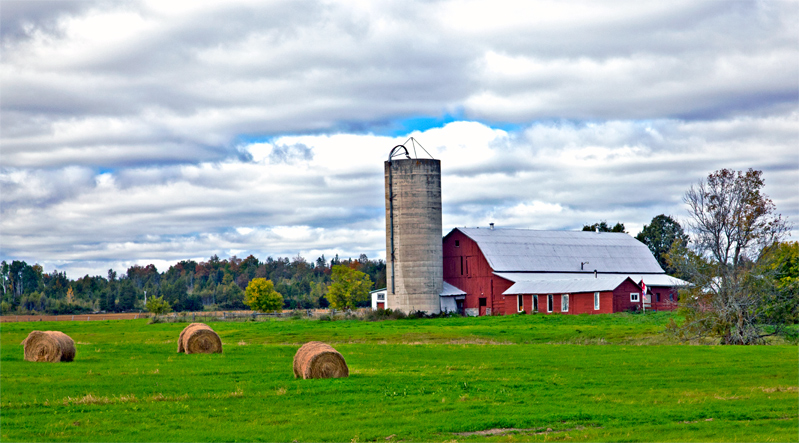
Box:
648, 285, 679, 311
504, 290, 614, 315
505, 294, 539, 314
570, 291, 614, 314
443, 231, 512, 315
612, 279, 645, 312
504, 294, 517, 315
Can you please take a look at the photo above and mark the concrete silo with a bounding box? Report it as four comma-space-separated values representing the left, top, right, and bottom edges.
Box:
384, 142, 443, 314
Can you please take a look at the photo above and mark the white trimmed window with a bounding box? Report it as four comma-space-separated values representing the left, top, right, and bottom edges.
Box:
517, 295, 524, 313
631, 292, 640, 302
561, 294, 569, 312
533, 295, 539, 312
547, 294, 553, 312
594, 292, 600, 310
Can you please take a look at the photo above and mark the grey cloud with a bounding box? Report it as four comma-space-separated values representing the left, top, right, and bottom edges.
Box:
6, 1, 793, 169
2, 2, 797, 170
0, 166, 96, 210
0, 0, 107, 42
269, 143, 314, 164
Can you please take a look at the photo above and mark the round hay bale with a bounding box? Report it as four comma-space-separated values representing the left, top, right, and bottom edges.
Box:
21, 331, 76, 362
293, 341, 349, 379
177, 323, 222, 354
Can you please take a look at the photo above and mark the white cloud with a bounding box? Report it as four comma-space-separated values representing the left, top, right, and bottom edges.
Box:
3, 116, 797, 277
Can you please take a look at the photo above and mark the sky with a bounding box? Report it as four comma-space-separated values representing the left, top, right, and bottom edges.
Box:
1, 0, 797, 279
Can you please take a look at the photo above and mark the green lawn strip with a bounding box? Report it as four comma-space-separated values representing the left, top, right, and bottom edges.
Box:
2, 331, 796, 442
1, 312, 679, 347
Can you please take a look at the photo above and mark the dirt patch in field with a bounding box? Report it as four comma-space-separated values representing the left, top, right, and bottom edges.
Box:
714, 395, 746, 400
454, 428, 533, 437
445, 338, 514, 345
11, 392, 193, 408
454, 425, 599, 437
758, 386, 798, 393
681, 418, 715, 424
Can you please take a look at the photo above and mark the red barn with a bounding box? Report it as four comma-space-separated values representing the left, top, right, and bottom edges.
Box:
441, 227, 687, 316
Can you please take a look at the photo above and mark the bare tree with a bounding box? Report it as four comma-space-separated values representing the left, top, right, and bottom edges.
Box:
669, 169, 790, 344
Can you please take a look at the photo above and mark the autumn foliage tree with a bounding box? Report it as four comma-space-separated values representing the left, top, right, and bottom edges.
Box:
668, 168, 791, 344
325, 265, 372, 310
244, 278, 284, 313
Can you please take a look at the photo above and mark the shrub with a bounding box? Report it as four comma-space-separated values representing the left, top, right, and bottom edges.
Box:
388, 309, 407, 320
146, 296, 172, 316
244, 278, 283, 313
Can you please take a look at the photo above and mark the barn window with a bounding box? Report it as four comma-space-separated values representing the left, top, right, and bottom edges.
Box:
460, 256, 463, 275
594, 292, 600, 310
517, 295, 523, 312
669, 293, 674, 302
630, 292, 640, 302
455, 240, 460, 247
533, 295, 539, 312
547, 295, 553, 312
561, 294, 569, 312
656, 293, 661, 302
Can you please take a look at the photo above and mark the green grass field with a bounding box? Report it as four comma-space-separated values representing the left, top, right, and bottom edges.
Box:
1, 313, 797, 442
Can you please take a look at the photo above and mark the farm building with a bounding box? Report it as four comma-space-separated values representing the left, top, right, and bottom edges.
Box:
370, 288, 387, 310
440, 227, 688, 316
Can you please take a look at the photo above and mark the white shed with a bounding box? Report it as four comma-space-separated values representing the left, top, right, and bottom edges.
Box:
370, 288, 387, 310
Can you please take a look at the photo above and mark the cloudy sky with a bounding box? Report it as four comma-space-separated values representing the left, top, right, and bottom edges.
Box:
1, 0, 797, 278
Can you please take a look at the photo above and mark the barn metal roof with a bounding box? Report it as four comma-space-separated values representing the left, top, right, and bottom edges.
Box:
440, 281, 467, 296
503, 276, 633, 295
453, 228, 665, 273
494, 272, 689, 287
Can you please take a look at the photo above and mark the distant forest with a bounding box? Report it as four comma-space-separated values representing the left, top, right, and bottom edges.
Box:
0, 254, 386, 315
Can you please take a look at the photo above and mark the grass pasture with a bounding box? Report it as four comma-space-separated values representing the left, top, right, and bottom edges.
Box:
1, 313, 797, 442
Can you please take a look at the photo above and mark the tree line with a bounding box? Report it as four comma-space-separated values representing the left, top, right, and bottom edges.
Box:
0, 254, 386, 316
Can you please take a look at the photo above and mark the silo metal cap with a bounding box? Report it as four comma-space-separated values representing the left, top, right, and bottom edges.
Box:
388, 137, 434, 161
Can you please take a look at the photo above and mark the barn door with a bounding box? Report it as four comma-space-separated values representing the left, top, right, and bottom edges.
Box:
478, 297, 487, 316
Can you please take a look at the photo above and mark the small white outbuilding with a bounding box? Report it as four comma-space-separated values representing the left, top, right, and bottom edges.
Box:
370, 288, 387, 310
